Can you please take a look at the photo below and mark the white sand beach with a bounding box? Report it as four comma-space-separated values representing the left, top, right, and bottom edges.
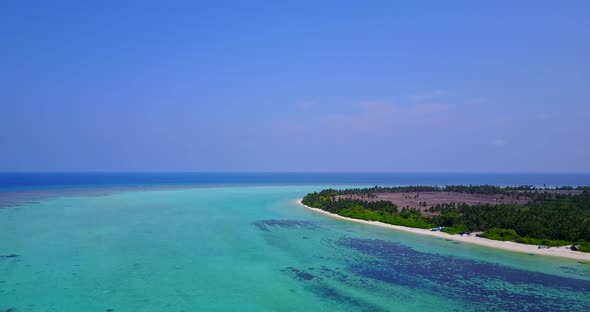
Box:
297, 199, 590, 261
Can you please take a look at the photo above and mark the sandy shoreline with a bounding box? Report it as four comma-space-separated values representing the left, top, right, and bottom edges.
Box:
297, 199, 590, 261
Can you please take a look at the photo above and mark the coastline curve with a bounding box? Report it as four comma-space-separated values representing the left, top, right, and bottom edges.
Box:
296, 199, 590, 261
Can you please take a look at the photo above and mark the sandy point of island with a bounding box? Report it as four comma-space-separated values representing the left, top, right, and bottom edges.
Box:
296, 199, 590, 261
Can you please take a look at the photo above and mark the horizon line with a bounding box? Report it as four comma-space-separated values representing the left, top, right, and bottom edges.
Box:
2, 171, 590, 175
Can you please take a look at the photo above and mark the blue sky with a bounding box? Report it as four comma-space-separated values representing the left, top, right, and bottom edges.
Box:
1, 1, 589, 172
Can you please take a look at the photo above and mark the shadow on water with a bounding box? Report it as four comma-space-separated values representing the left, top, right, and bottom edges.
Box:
254, 220, 590, 311
338, 238, 590, 312
252, 219, 319, 232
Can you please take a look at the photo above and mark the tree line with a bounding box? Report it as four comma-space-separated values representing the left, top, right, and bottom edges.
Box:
316, 185, 588, 198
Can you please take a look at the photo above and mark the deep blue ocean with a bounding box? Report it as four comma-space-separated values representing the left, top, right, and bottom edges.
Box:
1, 172, 590, 190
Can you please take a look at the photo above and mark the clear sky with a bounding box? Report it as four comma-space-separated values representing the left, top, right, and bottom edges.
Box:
1, 1, 589, 172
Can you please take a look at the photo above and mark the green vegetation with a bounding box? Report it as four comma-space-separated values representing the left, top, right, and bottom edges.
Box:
573, 239, 590, 252
338, 207, 433, 229
441, 224, 468, 235
480, 228, 520, 241
302, 186, 590, 252
302, 189, 433, 229
480, 229, 571, 247
514, 237, 572, 247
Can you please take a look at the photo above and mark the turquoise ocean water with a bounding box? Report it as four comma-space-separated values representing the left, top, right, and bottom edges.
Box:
2, 174, 590, 311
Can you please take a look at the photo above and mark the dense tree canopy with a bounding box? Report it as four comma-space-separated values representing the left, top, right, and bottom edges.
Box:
302, 186, 590, 251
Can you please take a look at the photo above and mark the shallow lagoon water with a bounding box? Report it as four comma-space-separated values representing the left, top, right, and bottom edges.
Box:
1, 186, 590, 311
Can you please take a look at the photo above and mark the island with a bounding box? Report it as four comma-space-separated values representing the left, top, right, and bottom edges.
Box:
299, 185, 590, 260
